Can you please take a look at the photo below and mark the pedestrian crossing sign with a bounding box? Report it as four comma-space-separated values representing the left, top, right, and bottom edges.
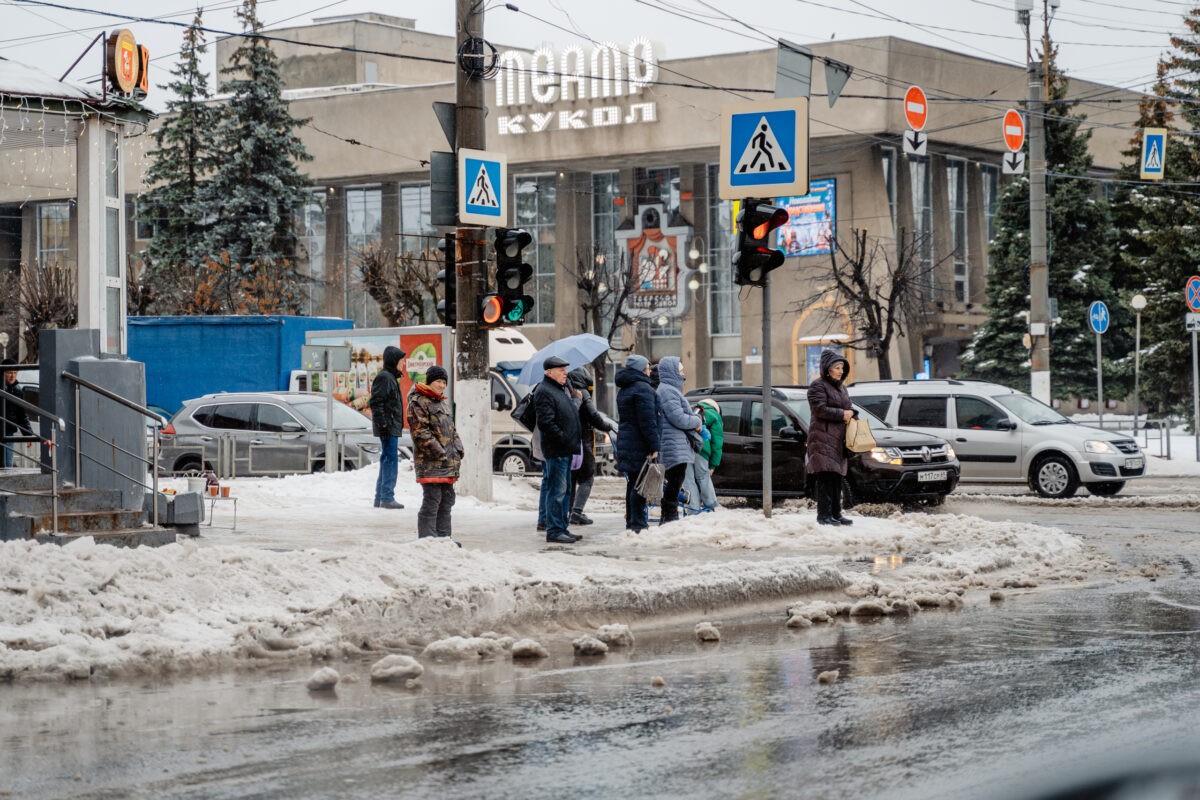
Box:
459, 148, 508, 226
1140, 128, 1166, 181
719, 98, 809, 200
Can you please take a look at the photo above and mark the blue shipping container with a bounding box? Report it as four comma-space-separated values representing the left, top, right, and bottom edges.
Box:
128, 315, 353, 414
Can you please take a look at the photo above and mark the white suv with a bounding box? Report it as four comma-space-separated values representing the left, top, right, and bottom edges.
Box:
847, 379, 1145, 498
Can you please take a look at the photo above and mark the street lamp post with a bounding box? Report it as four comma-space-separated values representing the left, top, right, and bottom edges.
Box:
1131, 293, 1146, 432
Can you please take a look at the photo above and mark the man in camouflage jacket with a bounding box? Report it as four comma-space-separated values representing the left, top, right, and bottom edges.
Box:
406, 365, 463, 542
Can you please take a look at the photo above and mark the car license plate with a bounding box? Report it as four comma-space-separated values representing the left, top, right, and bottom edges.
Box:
918, 470, 948, 482
1125, 457, 1144, 469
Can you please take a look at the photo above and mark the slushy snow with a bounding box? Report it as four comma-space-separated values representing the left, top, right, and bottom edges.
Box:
0, 467, 1110, 681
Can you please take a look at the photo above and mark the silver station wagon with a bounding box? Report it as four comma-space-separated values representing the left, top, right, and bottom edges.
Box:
158, 391, 403, 476
847, 379, 1145, 498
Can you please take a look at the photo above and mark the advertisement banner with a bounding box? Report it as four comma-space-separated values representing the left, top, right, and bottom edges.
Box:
775, 179, 836, 258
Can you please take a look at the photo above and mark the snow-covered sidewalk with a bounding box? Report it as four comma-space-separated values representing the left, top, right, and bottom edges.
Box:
0, 465, 1114, 682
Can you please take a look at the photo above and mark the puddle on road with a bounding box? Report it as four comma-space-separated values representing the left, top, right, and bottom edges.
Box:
6, 580, 1200, 800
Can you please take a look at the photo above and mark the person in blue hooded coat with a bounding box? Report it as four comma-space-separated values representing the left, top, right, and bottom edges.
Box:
655, 356, 702, 524
615, 354, 659, 532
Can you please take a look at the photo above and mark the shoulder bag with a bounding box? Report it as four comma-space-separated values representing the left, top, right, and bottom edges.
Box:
845, 417, 877, 453
634, 455, 666, 503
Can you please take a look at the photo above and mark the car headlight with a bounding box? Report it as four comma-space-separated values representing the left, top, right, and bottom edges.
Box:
868, 446, 903, 465
360, 444, 381, 454
1084, 440, 1115, 454
944, 443, 956, 460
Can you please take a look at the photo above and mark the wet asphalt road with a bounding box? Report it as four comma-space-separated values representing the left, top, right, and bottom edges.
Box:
3, 480, 1200, 800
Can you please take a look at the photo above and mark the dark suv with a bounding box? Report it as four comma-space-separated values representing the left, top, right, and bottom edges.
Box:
685, 386, 961, 506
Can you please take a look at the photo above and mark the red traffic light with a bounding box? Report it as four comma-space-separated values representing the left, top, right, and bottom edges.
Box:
480, 294, 504, 326
747, 205, 790, 241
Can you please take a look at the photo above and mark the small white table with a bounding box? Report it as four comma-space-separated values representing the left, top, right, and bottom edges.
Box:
206, 495, 238, 530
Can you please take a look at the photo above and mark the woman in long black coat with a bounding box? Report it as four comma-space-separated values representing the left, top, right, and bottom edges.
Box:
806, 350, 856, 526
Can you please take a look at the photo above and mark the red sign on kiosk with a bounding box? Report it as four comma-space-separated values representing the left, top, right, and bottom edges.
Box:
904, 86, 928, 131
1003, 109, 1026, 152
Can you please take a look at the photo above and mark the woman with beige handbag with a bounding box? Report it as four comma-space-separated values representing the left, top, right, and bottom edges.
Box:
806, 350, 857, 526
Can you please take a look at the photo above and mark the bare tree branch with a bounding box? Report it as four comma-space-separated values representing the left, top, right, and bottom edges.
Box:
792, 228, 950, 379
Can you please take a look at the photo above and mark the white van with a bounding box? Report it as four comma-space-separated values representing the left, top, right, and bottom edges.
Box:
847, 379, 1145, 498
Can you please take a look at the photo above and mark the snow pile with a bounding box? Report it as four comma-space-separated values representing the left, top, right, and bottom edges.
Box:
422, 636, 509, 661
695, 622, 720, 642
596, 623, 634, 647
0, 468, 1105, 682
306, 667, 340, 691
954, 492, 1200, 509
369, 654, 423, 683
0, 535, 844, 681
572, 635, 608, 655
510, 639, 548, 659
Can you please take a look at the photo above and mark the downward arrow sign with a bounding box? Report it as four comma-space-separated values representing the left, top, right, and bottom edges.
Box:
902, 129, 927, 155
1007, 153, 1022, 170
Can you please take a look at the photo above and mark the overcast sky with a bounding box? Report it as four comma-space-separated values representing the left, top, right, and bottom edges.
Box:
1, 0, 1185, 112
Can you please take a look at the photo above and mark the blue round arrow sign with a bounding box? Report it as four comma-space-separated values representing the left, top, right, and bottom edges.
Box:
1088, 300, 1110, 334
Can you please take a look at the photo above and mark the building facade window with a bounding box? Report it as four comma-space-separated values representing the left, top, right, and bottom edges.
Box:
908, 156, 933, 294
591, 171, 623, 343
399, 183, 434, 255
514, 173, 557, 324
37, 202, 71, 267
344, 186, 382, 325
981, 164, 1000, 245
295, 190, 327, 315
711, 358, 742, 387
947, 158, 968, 302
649, 316, 682, 338
881, 147, 897, 231
706, 164, 739, 336
636, 166, 680, 219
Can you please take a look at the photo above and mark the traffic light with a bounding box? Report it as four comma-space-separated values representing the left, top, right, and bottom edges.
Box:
481, 228, 535, 327
733, 199, 789, 287
436, 233, 456, 326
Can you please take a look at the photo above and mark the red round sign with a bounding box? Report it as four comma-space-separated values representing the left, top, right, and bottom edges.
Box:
1187, 275, 1200, 313
904, 86, 928, 131
1003, 109, 1025, 152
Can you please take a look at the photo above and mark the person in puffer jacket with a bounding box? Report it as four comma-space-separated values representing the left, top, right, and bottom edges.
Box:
615, 355, 659, 532
806, 349, 856, 526
567, 367, 615, 526
406, 365, 463, 543
655, 356, 702, 524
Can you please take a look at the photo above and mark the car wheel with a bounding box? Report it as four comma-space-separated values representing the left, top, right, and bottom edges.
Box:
1031, 455, 1079, 499
1086, 481, 1125, 497
498, 449, 532, 476
176, 456, 205, 476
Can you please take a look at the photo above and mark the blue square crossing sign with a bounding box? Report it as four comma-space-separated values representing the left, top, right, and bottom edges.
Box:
1140, 128, 1166, 181
459, 147, 508, 226
719, 98, 809, 200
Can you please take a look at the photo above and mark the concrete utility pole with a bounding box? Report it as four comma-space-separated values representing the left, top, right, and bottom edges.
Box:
454, 0, 492, 501
1018, 0, 1057, 404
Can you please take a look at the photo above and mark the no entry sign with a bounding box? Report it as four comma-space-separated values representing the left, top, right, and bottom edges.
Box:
1003, 109, 1025, 152
904, 86, 928, 131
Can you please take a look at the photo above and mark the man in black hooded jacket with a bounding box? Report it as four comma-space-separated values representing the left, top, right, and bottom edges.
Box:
369, 345, 406, 509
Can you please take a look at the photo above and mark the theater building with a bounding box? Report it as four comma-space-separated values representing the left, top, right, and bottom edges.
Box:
6, 12, 1139, 388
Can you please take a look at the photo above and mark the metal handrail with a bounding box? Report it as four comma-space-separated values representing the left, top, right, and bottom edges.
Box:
61, 370, 166, 528
0, 386, 65, 536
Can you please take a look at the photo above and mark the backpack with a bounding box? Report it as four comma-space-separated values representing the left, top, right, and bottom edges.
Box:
511, 386, 538, 432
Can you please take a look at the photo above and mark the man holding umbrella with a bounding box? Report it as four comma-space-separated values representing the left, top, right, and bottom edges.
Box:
533, 355, 581, 544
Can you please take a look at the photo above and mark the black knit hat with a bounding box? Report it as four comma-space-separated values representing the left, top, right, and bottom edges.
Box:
425, 365, 448, 384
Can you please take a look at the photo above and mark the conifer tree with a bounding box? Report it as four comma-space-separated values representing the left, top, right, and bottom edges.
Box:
202, 0, 312, 278
139, 11, 216, 310
962, 46, 1118, 401
1112, 19, 1200, 421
